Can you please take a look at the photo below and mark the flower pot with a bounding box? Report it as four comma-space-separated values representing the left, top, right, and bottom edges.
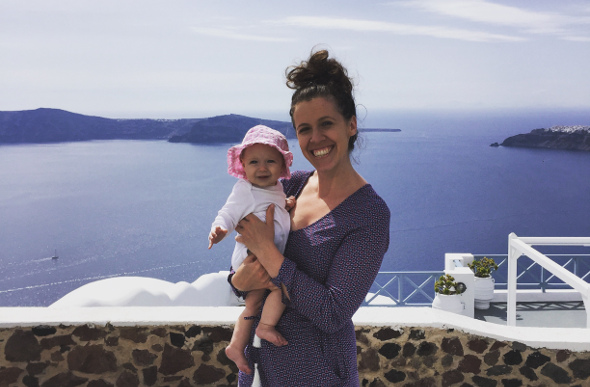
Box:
432, 293, 464, 315
473, 276, 495, 310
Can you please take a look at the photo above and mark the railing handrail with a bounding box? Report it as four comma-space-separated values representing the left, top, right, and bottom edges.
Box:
516, 236, 590, 246
365, 271, 443, 306
507, 233, 590, 328
371, 251, 590, 308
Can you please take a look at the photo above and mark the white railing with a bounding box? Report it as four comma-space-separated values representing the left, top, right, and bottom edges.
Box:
507, 233, 590, 327
365, 271, 443, 306
483, 254, 590, 293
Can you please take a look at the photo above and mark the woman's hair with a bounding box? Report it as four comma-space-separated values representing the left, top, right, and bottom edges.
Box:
286, 49, 358, 151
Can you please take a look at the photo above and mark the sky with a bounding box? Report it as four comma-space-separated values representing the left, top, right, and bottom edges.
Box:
1, 0, 589, 125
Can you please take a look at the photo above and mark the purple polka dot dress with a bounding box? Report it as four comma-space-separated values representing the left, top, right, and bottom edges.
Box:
239, 171, 390, 386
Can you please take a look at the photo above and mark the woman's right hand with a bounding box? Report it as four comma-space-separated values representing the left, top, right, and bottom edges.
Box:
232, 254, 276, 292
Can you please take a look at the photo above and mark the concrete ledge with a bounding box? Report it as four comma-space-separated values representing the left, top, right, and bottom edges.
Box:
0, 306, 242, 328
354, 307, 590, 351
3, 306, 590, 351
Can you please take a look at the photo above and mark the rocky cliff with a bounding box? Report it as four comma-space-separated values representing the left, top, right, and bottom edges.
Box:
0, 108, 205, 143
498, 125, 590, 152
167, 114, 295, 143
0, 109, 294, 144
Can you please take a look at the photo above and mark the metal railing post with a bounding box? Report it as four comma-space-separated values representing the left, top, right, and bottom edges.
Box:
507, 233, 519, 326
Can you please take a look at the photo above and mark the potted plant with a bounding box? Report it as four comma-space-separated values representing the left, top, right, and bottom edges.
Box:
468, 257, 498, 310
432, 274, 466, 314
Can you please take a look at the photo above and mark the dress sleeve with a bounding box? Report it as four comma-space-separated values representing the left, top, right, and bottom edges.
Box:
272, 199, 390, 334
281, 170, 312, 198
212, 180, 255, 232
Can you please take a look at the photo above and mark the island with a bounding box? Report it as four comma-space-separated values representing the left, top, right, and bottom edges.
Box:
167, 114, 295, 143
0, 108, 401, 144
495, 125, 590, 152
0, 108, 202, 143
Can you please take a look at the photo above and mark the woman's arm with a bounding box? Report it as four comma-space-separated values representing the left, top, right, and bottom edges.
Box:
273, 203, 390, 334
236, 193, 390, 334
235, 204, 284, 278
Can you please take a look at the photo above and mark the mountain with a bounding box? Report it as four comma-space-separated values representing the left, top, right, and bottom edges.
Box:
0, 108, 203, 143
496, 125, 590, 152
167, 114, 295, 143
0, 108, 295, 144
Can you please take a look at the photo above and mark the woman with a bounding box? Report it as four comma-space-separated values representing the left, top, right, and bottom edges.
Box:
231, 49, 390, 386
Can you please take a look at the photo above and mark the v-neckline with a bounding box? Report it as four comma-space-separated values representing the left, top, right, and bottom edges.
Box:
290, 171, 370, 232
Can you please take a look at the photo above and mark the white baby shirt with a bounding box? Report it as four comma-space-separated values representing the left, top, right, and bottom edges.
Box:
212, 179, 291, 269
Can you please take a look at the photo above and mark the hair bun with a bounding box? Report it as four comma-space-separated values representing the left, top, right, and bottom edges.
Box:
286, 50, 352, 95
286, 49, 358, 151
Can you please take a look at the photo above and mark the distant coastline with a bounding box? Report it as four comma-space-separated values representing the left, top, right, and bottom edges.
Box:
360, 128, 401, 133
0, 108, 400, 144
493, 125, 590, 152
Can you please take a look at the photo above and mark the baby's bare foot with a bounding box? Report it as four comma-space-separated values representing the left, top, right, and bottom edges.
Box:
225, 344, 252, 374
256, 323, 288, 347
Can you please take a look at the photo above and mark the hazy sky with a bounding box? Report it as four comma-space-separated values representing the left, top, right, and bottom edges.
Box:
2, 0, 589, 123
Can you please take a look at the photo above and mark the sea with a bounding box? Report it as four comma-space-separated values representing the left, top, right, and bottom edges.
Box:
1, 109, 590, 307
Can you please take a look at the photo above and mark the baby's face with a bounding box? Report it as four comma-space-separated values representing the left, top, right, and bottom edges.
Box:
240, 144, 284, 188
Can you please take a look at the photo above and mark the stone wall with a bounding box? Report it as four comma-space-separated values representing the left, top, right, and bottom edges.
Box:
2, 323, 590, 387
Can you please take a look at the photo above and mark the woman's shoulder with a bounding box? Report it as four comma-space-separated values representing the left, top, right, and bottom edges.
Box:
284, 170, 314, 183
363, 185, 389, 209
281, 170, 313, 197
346, 184, 391, 221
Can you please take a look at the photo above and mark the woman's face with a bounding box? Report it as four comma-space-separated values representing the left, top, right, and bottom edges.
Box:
292, 97, 357, 174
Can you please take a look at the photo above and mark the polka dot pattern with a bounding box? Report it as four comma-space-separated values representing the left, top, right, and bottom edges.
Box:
239, 170, 390, 386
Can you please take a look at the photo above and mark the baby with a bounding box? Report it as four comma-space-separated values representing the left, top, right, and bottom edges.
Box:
208, 125, 293, 375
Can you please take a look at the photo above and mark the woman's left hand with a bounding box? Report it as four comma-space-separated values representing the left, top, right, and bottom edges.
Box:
235, 204, 276, 256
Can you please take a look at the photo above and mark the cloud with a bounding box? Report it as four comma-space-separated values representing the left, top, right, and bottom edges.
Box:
563, 35, 590, 42
409, 0, 555, 26
403, 0, 590, 39
190, 26, 294, 42
278, 16, 525, 42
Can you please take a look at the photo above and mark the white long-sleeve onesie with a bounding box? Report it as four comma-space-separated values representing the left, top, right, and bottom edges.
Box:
212, 179, 291, 269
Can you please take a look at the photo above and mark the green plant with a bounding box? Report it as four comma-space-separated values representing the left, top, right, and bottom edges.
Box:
468, 257, 498, 278
434, 274, 466, 295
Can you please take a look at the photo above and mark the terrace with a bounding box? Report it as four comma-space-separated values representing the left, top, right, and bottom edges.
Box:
2, 234, 590, 386
366, 234, 590, 329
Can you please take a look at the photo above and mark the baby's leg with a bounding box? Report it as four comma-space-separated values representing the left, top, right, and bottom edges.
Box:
225, 289, 264, 375
255, 288, 288, 346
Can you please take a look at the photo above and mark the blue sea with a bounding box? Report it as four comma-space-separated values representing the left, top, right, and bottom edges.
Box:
1, 109, 590, 306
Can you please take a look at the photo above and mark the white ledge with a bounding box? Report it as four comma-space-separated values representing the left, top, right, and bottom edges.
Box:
0, 306, 243, 328
2, 306, 590, 352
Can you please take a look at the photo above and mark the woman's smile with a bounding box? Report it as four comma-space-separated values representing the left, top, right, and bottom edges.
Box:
312, 146, 333, 158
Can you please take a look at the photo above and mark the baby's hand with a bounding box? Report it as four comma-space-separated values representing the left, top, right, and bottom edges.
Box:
285, 196, 297, 212
208, 226, 228, 249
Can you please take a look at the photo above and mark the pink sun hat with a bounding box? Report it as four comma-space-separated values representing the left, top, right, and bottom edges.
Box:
227, 125, 293, 180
